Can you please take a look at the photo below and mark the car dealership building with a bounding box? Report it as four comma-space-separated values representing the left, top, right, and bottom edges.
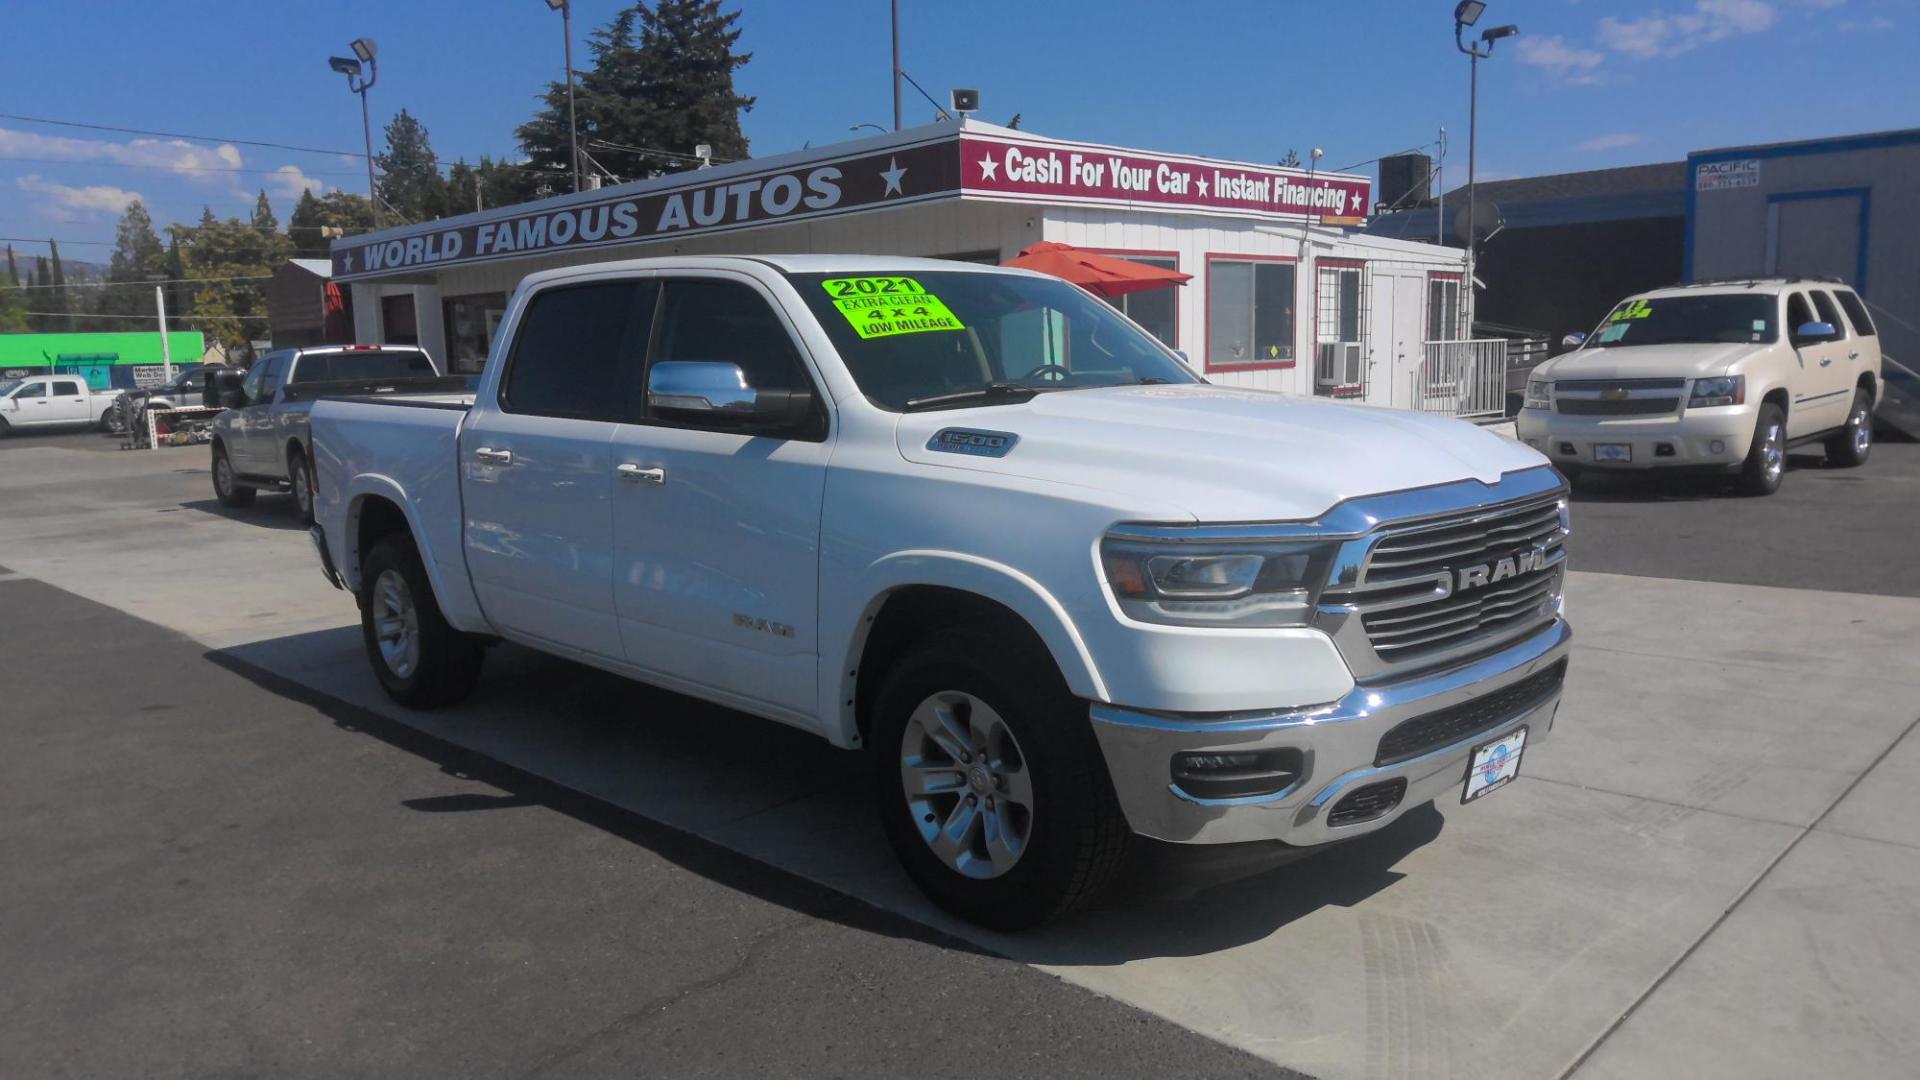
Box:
330, 120, 1473, 409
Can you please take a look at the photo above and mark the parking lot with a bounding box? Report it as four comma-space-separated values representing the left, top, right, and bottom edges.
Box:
3, 431, 1917, 1079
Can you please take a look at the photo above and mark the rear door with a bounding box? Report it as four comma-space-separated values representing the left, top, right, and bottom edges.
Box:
1789, 291, 1850, 433
46, 379, 89, 425
459, 277, 654, 661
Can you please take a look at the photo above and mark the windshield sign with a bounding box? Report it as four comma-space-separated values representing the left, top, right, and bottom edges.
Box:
1586, 294, 1776, 348
791, 270, 1198, 410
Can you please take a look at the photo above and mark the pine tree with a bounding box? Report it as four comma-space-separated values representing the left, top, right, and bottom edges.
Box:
251, 191, 279, 233
0, 246, 25, 332
176, 209, 293, 356
101, 200, 168, 322
288, 189, 376, 259
48, 240, 75, 332
514, 1, 754, 190
5, 244, 17, 288
376, 109, 448, 223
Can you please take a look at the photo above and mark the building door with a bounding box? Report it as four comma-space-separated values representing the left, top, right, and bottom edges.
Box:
1367, 274, 1427, 408
1767, 191, 1865, 286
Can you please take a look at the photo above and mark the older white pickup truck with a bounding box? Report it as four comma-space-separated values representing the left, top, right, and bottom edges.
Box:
310, 256, 1573, 928
0, 375, 123, 435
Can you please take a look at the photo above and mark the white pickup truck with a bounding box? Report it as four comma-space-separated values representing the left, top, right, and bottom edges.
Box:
0, 375, 123, 435
310, 255, 1573, 928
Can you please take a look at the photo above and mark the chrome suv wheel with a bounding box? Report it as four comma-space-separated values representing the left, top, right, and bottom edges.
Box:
371, 569, 421, 679
899, 690, 1035, 880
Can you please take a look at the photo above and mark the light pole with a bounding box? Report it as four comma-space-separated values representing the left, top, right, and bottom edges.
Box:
849, 123, 888, 136
1453, 1, 1516, 332
329, 38, 382, 228
545, 0, 581, 193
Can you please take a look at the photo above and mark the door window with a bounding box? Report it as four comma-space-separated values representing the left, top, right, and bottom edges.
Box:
651, 279, 810, 396
1835, 291, 1877, 337
500, 281, 654, 422
14, 382, 46, 400
1810, 291, 1848, 337
1427, 276, 1463, 341
257, 355, 290, 400
50, 380, 82, 396
1785, 293, 1816, 342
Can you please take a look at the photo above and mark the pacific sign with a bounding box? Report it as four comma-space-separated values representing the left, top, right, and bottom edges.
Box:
330, 139, 962, 280
959, 134, 1370, 221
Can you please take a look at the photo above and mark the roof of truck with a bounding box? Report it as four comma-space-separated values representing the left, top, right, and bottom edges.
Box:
518, 254, 1046, 290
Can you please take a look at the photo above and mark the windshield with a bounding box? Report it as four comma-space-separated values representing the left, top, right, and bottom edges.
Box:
1585, 294, 1776, 349
291, 349, 436, 383
0, 379, 21, 397
789, 270, 1199, 410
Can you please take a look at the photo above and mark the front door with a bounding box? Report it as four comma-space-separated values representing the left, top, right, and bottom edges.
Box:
609, 275, 831, 720
10, 381, 50, 426
1367, 274, 1427, 408
459, 278, 654, 661
230, 354, 287, 469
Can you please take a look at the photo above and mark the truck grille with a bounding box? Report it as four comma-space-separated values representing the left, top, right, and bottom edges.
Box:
1327, 494, 1566, 669
1557, 397, 1679, 416
1553, 378, 1686, 418
1373, 660, 1566, 766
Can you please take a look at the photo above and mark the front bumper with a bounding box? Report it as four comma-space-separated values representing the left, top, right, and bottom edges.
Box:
1088, 618, 1571, 845
1515, 405, 1755, 469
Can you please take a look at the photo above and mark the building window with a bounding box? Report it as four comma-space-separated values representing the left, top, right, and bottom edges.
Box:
1096, 254, 1179, 349
1427, 275, 1463, 341
1315, 262, 1366, 396
442, 292, 509, 374
1206, 257, 1296, 369
380, 294, 419, 346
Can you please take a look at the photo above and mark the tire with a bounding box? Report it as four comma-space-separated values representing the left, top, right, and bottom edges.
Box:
1824, 389, 1872, 468
289, 446, 316, 525
358, 533, 485, 709
211, 442, 256, 507
869, 626, 1128, 930
0, 416, 11, 438
1737, 402, 1787, 496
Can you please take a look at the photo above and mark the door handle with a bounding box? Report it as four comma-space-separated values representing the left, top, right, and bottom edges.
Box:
1848, 351, 1860, 361
616, 463, 666, 485
1819, 358, 1833, 367
474, 447, 513, 466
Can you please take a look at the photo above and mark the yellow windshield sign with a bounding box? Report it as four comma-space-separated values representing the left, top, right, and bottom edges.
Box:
1610, 299, 1653, 321
822, 277, 965, 339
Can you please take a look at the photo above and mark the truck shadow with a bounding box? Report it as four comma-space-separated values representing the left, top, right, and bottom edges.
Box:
1568, 451, 1825, 503
177, 498, 308, 531
209, 629, 1442, 965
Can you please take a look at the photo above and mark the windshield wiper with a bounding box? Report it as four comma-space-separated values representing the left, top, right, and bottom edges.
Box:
902, 382, 1043, 412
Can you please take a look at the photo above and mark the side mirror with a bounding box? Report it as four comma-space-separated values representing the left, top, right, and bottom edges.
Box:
1794, 321, 1838, 344
646, 361, 811, 426
206, 368, 246, 409
1561, 331, 1588, 349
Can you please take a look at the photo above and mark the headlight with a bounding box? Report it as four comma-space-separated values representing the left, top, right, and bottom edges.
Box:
1524, 380, 1552, 411
1100, 536, 1335, 627
1689, 375, 1744, 408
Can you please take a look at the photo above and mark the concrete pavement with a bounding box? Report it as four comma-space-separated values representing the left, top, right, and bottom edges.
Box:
2, 434, 1917, 1079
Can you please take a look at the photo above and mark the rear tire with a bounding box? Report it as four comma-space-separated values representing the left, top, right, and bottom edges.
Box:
212, 443, 256, 507
1737, 403, 1786, 496
289, 446, 316, 525
358, 533, 484, 709
1824, 389, 1872, 468
869, 626, 1128, 930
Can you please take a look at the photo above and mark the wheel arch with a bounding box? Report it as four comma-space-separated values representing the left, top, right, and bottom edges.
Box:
1857, 370, 1878, 404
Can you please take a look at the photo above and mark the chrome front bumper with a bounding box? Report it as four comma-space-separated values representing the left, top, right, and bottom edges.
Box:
1088, 618, 1572, 845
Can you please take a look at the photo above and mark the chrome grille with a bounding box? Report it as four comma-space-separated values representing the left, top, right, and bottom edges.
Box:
1557, 397, 1680, 416
1321, 494, 1567, 672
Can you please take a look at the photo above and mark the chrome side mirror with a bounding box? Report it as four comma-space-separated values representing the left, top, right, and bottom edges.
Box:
647, 361, 813, 426
1794, 321, 1838, 343
1561, 331, 1587, 349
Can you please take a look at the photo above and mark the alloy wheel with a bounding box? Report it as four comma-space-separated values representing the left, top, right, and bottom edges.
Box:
899, 690, 1035, 880
1762, 421, 1784, 485
215, 453, 233, 496
1852, 403, 1871, 455
373, 569, 422, 679
294, 463, 312, 515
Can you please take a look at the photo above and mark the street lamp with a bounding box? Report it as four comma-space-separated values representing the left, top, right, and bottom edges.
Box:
329, 37, 382, 229
545, 0, 581, 194
1454, 0, 1517, 334
849, 123, 889, 135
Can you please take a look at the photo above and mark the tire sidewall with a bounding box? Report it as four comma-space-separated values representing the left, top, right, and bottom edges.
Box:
1832, 390, 1872, 467
359, 540, 428, 702
1740, 403, 1786, 495
290, 447, 314, 523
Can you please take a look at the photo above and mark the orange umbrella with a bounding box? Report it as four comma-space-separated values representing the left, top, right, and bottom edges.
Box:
1001, 241, 1192, 298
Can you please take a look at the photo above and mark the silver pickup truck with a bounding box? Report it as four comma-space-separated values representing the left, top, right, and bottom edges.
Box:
208, 345, 467, 522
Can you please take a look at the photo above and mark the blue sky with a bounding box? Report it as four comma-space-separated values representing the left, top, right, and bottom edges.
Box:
1, 0, 1913, 262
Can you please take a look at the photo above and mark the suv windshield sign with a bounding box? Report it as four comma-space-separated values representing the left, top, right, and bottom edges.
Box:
822, 277, 966, 339
1587, 294, 1776, 348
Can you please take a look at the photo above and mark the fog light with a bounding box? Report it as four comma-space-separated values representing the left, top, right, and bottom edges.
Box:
1170, 748, 1304, 801
1709, 439, 1726, 454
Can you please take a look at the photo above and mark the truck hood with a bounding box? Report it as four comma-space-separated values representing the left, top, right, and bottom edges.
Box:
1539, 342, 1761, 381
895, 384, 1546, 523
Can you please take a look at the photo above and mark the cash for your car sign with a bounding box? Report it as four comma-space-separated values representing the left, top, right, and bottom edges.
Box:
959, 133, 1370, 222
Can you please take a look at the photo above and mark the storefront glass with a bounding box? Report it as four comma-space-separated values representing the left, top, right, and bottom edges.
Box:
442, 292, 509, 374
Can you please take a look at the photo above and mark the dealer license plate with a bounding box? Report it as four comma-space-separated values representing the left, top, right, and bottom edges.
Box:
1463, 727, 1527, 803
1593, 443, 1632, 463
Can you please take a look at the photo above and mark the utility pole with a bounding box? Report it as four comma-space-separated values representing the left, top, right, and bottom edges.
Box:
154, 284, 172, 383
891, 0, 902, 130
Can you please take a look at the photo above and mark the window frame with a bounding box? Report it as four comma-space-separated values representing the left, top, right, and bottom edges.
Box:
635, 272, 829, 443
1809, 290, 1849, 339
50, 379, 83, 397
496, 277, 656, 424
1426, 271, 1464, 343
1785, 291, 1817, 343
1203, 252, 1299, 373
14, 381, 47, 400
1834, 289, 1877, 337
1082, 247, 1181, 350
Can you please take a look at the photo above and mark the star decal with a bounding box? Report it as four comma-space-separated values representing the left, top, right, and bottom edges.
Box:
342, 250, 355, 272
879, 157, 907, 196
1197, 177, 1209, 198
976, 153, 999, 181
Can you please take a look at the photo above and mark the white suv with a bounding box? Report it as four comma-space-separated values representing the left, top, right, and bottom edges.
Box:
1517, 278, 1882, 495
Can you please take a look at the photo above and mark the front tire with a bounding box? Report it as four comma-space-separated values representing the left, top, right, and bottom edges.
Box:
212, 443, 256, 507
1824, 389, 1872, 468
1737, 402, 1786, 496
358, 534, 484, 708
870, 627, 1128, 930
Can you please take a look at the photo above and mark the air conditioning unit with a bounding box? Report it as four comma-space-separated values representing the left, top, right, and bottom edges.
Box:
1316, 342, 1363, 388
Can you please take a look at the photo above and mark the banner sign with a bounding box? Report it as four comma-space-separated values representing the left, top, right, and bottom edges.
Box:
331, 139, 962, 280
1695, 158, 1760, 191
959, 134, 1370, 221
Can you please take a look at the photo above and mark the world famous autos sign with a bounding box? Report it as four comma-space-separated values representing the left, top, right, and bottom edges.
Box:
329, 128, 1368, 281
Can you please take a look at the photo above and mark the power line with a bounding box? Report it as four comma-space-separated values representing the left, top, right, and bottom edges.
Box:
0, 154, 365, 178
19, 310, 253, 323
1, 234, 113, 247
9, 275, 277, 291
0, 112, 363, 161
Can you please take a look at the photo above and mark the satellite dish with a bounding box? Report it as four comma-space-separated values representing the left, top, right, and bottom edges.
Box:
1452, 200, 1505, 244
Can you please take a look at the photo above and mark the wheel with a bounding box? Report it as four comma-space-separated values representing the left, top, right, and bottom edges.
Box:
1737, 402, 1786, 496
1824, 389, 1872, 468
289, 447, 316, 525
0, 416, 10, 438
211, 443, 256, 507
870, 626, 1128, 930
358, 533, 484, 709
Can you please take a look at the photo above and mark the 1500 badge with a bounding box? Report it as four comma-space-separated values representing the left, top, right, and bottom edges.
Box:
927, 428, 1019, 458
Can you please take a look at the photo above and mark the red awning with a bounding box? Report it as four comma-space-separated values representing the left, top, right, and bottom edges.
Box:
1000, 241, 1192, 298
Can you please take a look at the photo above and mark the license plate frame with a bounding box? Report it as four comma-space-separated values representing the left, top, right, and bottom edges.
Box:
1462, 726, 1528, 803
1593, 443, 1633, 463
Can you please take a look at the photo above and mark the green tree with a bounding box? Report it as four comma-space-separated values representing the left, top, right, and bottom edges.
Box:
0, 246, 25, 332
514, 1, 754, 192
288, 189, 376, 259
5, 244, 17, 288
251, 190, 279, 233
99, 199, 169, 323
48, 240, 74, 332
376, 109, 448, 223
176, 206, 293, 357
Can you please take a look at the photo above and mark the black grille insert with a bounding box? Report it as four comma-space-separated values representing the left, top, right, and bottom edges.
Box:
1373, 659, 1567, 767
1328, 778, 1407, 827
1557, 397, 1679, 416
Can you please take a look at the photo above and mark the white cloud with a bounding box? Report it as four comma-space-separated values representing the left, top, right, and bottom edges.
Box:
1839, 15, 1894, 30
15, 174, 146, 214
264, 164, 328, 200
1599, 0, 1778, 59
1576, 133, 1650, 151
0, 127, 245, 182
1516, 34, 1608, 84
